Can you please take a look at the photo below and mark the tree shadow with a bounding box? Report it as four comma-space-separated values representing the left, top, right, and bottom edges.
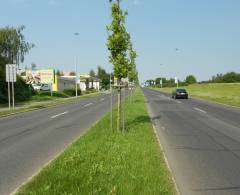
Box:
126, 114, 161, 129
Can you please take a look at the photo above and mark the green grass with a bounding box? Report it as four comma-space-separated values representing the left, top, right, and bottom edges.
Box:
151, 83, 240, 107
17, 88, 176, 195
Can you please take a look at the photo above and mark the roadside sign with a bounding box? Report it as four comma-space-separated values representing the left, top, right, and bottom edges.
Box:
6, 64, 17, 82
160, 79, 163, 88
6, 64, 17, 110
174, 77, 178, 84
175, 77, 179, 88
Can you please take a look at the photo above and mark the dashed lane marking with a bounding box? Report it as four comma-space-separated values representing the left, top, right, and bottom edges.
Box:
83, 103, 93, 107
194, 107, 207, 114
50, 111, 69, 119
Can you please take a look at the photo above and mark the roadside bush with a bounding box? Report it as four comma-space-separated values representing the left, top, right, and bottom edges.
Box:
84, 88, 97, 94
0, 91, 7, 104
14, 76, 35, 102
63, 88, 81, 96
37, 91, 69, 98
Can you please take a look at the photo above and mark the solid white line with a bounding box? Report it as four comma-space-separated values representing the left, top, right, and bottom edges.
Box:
83, 103, 93, 107
50, 111, 69, 119
194, 107, 207, 114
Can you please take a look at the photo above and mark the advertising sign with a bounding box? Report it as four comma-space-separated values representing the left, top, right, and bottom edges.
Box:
26, 69, 54, 84
39, 69, 54, 83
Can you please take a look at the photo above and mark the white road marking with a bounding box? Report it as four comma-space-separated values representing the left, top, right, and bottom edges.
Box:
50, 111, 69, 119
84, 103, 93, 107
194, 107, 207, 114
100, 98, 105, 101
176, 100, 182, 104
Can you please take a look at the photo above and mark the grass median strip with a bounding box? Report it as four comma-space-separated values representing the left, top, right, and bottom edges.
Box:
16, 88, 176, 195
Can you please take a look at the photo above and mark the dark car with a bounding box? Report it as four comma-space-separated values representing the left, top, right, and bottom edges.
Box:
172, 88, 188, 99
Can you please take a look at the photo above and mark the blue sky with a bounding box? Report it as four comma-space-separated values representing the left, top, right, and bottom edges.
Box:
1, 0, 240, 82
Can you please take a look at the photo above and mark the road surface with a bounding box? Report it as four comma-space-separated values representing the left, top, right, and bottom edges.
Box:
143, 88, 240, 195
0, 92, 119, 195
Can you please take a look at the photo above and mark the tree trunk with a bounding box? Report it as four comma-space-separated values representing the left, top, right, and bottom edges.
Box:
117, 86, 122, 131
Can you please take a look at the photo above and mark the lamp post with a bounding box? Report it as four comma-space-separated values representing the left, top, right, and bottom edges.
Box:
74, 32, 79, 97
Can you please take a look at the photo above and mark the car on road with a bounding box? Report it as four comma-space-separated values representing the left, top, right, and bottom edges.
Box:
172, 88, 188, 99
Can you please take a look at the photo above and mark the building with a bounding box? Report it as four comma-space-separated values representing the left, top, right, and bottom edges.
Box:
80, 74, 101, 91
23, 68, 101, 92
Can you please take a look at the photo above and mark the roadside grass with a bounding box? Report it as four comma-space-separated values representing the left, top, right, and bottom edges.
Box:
151, 83, 240, 107
17, 88, 176, 195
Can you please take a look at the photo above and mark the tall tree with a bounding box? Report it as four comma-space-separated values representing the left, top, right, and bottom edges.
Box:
89, 69, 96, 77
69, 71, 76, 76
0, 25, 34, 66
97, 66, 110, 89
185, 75, 197, 85
0, 26, 34, 103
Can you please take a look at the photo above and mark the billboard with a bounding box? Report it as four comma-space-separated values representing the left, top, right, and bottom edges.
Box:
26, 69, 55, 84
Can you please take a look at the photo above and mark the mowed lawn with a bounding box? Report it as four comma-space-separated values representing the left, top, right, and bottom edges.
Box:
152, 83, 240, 107
17, 88, 176, 195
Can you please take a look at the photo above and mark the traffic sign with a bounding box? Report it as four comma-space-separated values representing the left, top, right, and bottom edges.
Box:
174, 77, 178, 84
6, 64, 17, 82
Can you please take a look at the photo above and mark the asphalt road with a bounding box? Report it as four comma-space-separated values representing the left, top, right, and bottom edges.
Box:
0, 92, 120, 195
143, 88, 240, 195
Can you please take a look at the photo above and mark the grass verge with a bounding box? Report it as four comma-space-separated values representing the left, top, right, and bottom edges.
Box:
151, 83, 240, 107
16, 88, 176, 195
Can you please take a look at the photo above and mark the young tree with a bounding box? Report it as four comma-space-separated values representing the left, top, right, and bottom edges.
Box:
107, 0, 131, 131
128, 44, 138, 83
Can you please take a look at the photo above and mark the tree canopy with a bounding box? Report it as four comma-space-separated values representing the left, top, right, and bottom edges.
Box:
185, 75, 197, 85
0, 26, 34, 103
107, 0, 131, 81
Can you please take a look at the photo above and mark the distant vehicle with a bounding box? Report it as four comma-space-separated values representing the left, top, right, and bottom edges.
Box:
31, 83, 41, 92
40, 83, 51, 91
172, 88, 188, 99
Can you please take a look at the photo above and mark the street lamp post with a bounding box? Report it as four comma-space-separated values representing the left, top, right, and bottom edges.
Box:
74, 32, 79, 98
